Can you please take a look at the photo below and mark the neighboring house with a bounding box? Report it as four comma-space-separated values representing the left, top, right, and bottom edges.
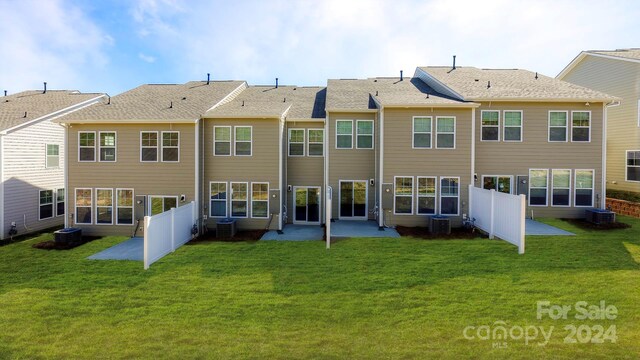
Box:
557, 48, 640, 194
0, 88, 106, 240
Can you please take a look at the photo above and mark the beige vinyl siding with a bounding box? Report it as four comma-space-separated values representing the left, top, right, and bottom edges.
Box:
203, 118, 280, 230
2, 119, 65, 238
383, 108, 472, 227
67, 123, 196, 236
474, 101, 604, 218
328, 112, 378, 220
561, 55, 640, 193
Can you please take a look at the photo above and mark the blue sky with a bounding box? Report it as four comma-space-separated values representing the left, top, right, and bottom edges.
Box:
1, 0, 639, 96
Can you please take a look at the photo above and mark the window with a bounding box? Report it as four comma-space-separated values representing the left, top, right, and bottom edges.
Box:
481, 110, 500, 141
56, 189, 65, 217
627, 150, 640, 182
46, 144, 59, 168
552, 169, 571, 207
336, 120, 353, 149
213, 126, 231, 156
150, 196, 178, 216
231, 182, 248, 217
529, 169, 548, 206
394, 176, 413, 214
210, 182, 227, 217
251, 183, 269, 218
413, 117, 432, 149
161, 131, 179, 162
99, 132, 116, 162
116, 189, 134, 225
75, 188, 92, 224
356, 120, 373, 149
571, 111, 590, 142
503, 111, 522, 142
234, 126, 252, 156
78, 132, 96, 161
140, 131, 158, 162
96, 189, 113, 224
39, 190, 53, 220
417, 177, 436, 215
549, 111, 568, 142
436, 117, 455, 148
288, 129, 305, 156
440, 177, 459, 215
575, 170, 594, 207
308, 129, 324, 156
482, 176, 512, 194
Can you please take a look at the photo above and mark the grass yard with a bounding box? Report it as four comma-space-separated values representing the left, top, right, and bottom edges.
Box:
1, 218, 639, 359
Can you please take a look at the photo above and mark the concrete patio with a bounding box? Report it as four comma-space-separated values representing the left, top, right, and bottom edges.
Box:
331, 220, 400, 238
261, 225, 324, 241
525, 219, 574, 236
87, 237, 143, 261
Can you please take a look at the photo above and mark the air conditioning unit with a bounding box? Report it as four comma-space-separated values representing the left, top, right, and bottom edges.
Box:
585, 209, 615, 225
430, 215, 451, 235
216, 219, 237, 238
54, 228, 82, 243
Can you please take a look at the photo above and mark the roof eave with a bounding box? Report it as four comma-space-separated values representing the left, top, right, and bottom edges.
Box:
380, 102, 481, 108
55, 118, 199, 124
325, 108, 379, 113
470, 97, 618, 103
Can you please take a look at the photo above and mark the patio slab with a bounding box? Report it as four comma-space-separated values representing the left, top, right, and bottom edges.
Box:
87, 237, 143, 261
261, 225, 324, 241
330, 220, 400, 238
525, 219, 574, 236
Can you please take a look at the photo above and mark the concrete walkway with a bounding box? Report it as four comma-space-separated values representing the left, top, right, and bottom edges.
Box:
87, 237, 143, 261
261, 225, 324, 241
525, 219, 574, 236
331, 220, 400, 238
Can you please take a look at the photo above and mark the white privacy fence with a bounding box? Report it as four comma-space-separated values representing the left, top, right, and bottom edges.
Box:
468, 185, 525, 254
144, 201, 197, 269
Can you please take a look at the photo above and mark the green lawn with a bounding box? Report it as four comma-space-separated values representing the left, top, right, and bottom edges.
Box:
1, 218, 639, 359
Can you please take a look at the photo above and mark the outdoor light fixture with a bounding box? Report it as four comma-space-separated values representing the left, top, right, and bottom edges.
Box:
287, 185, 292, 192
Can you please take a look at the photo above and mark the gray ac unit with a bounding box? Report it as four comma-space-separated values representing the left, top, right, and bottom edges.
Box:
430, 215, 451, 235
216, 219, 237, 238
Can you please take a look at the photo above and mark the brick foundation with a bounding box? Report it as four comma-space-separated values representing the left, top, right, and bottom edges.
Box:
606, 198, 640, 219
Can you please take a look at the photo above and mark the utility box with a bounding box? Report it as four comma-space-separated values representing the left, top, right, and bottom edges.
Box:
269, 189, 280, 214
217, 219, 237, 238
54, 228, 82, 243
430, 215, 451, 235
585, 209, 615, 225
381, 183, 394, 210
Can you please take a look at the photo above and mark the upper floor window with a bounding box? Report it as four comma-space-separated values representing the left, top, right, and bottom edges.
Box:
627, 150, 640, 182
99, 132, 116, 162
161, 131, 179, 162
234, 126, 252, 156
413, 117, 432, 149
214, 126, 231, 156
78, 132, 96, 162
481, 110, 499, 141
289, 129, 305, 156
436, 117, 455, 149
308, 129, 324, 156
571, 111, 590, 142
356, 120, 374, 149
39, 190, 54, 220
46, 144, 59, 168
141, 131, 158, 162
336, 120, 353, 149
503, 111, 523, 142
549, 111, 568, 142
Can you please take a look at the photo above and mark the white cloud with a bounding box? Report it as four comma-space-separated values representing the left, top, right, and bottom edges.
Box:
138, 53, 156, 63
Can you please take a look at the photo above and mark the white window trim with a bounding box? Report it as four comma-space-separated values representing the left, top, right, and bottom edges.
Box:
574, 169, 595, 208
250, 182, 270, 219
412, 116, 432, 149
435, 116, 456, 149
503, 110, 523, 142
38, 189, 54, 220
115, 188, 134, 226
148, 195, 179, 216
230, 182, 249, 218
481, 110, 500, 142
45, 144, 60, 168
335, 120, 353, 149
571, 110, 591, 143
481, 175, 514, 194
307, 128, 324, 157
98, 131, 117, 162
288, 128, 305, 157
627, 150, 640, 183
78, 131, 96, 162
209, 181, 228, 218
637, 99, 640, 127
416, 176, 437, 215
528, 169, 549, 207
75, 188, 93, 225
56, 188, 65, 217
548, 110, 568, 143
234, 126, 252, 156
393, 176, 414, 215
213, 126, 232, 156
161, 131, 180, 162
355, 119, 374, 149
95, 188, 114, 225
551, 169, 572, 207
439, 176, 460, 216
140, 131, 159, 162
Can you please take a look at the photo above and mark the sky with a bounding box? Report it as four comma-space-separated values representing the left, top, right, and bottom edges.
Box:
1, 0, 639, 96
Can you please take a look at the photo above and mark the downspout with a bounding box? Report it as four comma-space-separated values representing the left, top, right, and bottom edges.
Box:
378, 106, 385, 228
470, 107, 476, 211
195, 119, 200, 231
63, 124, 68, 228
201, 118, 206, 234
602, 101, 620, 208
324, 110, 330, 245
0, 134, 4, 238
278, 114, 285, 231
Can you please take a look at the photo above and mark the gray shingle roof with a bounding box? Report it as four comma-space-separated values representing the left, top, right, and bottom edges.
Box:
59, 81, 245, 123
420, 66, 616, 101
0, 90, 103, 131
591, 48, 640, 61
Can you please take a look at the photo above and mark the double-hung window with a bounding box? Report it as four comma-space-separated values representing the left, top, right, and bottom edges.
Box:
214, 126, 231, 156
575, 170, 594, 207
78, 132, 96, 161
234, 126, 252, 156
413, 117, 432, 148
39, 190, 54, 220
308, 129, 324, 156
529, 169, 548, 206
161, 131, 179, 162
75, 188, 92, 224
436, 117, 455, 148
46, 144, 59, 168
336, 120, 353, 149
96, 189, 113, 224
288, 129, 305, 156
481, 110, 500, 141
210, 182, 227, 217
394, 176, 413, 214
571, 111, 590, 142
440, 177, 459, 215
231, 182, 248, 217
99, 132, 116, 162
627, 150, 640, 182
549, 111, 568, 142
141, 131, 158, 162
417, 177, 436, 215
503, 111, 522, 141
251, 183, 269, 218
116, 189, 134, 225
482, 176, 512, 194
56, 189, 65, 216
552, 169, 571, 206
356, 120, 373, 149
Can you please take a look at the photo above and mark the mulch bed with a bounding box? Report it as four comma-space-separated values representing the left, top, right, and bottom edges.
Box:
188, 229, 267, 243
561, 218, 632, 231
395, 226, 487, 240
32, 236, 101, 250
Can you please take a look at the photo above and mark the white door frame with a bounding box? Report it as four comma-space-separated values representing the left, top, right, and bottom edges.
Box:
338, 180, 368, 220
293, 186, 321, 225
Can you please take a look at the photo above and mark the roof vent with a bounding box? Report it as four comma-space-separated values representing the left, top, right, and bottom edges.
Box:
107, 95, 111, 105
276, 78, 279, 89
400, 70, 404, 81
487, 81, 491, 89
283, 97, 286, 102
242, 100, 245, 107
3, 90, 6, 96
453, 55, 456, 70
23, 112, 27, 118
182, 97, 187, 100
535, 72, 539, 80
169, 101, 173, 109
375, 90, 379, 96
207, 73, 210, 85
426, 94, 430, 99
43, 82, 47, 94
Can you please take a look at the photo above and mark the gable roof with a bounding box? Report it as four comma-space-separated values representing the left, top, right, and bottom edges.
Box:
0, 90, 104, 132
557, 49, 640, 79
418, 66, 617, 102
56, 81, 246, 123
